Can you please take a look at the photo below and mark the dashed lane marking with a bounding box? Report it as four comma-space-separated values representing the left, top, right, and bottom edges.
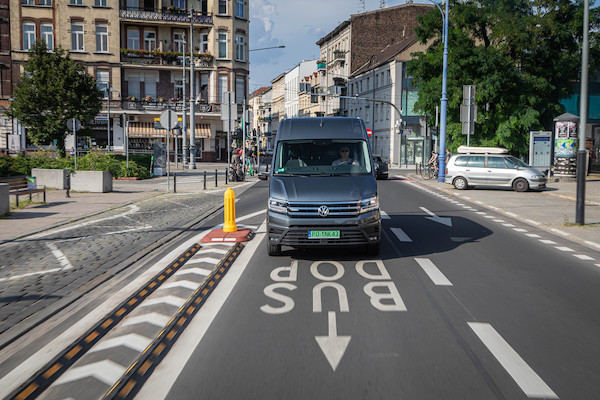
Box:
381, 211, 391, 219
414, 258, 452, 286
540, 240, 557, 245
391, 227, 412, 242
574, 254, 594, 261
526, 234, 541, 238
556, 247, 574, 252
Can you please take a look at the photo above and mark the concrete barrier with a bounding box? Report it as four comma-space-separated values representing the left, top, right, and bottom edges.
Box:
0, 184, 9, 216
71, 170, 113, 193
32, 168, 68, 189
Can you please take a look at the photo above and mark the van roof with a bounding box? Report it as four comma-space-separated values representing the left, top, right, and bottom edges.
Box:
277, 117, 367, 140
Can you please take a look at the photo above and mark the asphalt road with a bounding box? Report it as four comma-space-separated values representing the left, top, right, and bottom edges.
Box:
138, 178, 600, 400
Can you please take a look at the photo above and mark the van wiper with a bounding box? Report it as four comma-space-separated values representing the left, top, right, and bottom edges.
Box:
273, 173, 304, 177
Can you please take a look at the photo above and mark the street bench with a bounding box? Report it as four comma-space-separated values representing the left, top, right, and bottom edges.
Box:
0, 176, 46, 207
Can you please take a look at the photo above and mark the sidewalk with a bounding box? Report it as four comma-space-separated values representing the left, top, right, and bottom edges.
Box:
0, 161, 256, 243
392, 165, 600, 251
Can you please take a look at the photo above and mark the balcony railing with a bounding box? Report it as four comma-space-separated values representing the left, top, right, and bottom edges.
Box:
119, 9, 213, 24
120, 50, 213, 68
333, 50, 346, 60
121, 100, 221, 113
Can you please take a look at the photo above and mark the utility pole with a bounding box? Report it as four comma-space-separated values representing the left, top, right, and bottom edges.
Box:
188, 10, 196, 169
576, 0, 590, 225
182, 35, 188, 166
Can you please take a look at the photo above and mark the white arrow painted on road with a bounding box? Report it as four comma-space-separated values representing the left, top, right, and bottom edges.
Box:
158, 280, 199, 291
174, 267, 212, 277
186, 257, 222, 265
89, 333, 152, 353
420, 207, 452, 227
315, 311, 351, 371
54, 360, 126, 386
122, 312, 171, 328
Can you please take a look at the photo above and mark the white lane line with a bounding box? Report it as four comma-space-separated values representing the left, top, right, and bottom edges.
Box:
0, 268, 62, 282
540, 239, 557, 245
381, 211, 391, 220
513, 228, 528, 232
468, 323, 558, 399
89, 333, 152, 353
391, 227, 412, 242
596, 264, 600, 268
555, 246, 574, 252
484, 216, 495, 219
29, 205, 140, 239
414, 258, 452, 286
46, 243, 74, 270
476, 212, 487, 215
574, 254, 594, 261
526, 234, 541, 238
502, 224, 516, 227
493, 219, 505, 223
54, 360, 126, 387
122, 312, 171, 328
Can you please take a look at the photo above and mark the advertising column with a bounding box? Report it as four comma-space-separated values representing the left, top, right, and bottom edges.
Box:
554, 120, 578, 176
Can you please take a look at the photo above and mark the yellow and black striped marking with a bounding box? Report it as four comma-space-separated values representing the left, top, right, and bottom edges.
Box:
105, 242, 244, 400
7, 243, 202, 400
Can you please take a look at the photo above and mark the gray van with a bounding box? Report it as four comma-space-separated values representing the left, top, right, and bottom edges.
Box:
267, 117, 381, 256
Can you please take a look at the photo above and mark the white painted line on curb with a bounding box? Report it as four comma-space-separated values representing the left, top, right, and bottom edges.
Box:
391, 228, 412, 242
468, 322, 558, 399
414, 258, 452, 286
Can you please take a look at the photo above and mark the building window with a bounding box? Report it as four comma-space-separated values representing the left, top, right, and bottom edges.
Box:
41, 24, 54, 50
127, 28, 140, 50
96, 24, 108, 52
21, 0, 35, 5
218, 32, 227, 58
235, 76, 245, 103
174, 78, 183, 98
174, 32, 185, 53
126, 0, 139, 10
70, 0, 83, 5
173, 0, 185, 8
200, 33, 208, 53
23, 22, 35, 51
218, 0, 226, 14
235, 35, 245, 62
144, 30, 156, 50
218, 75, 227, 103
97, 70, 109, 92
235, 0, 244, 18
39, 0, 52, 6
71, 23, 84, 51
374, 104, 378, 121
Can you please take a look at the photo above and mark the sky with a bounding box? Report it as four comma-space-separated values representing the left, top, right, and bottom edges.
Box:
249, 0, 429, 93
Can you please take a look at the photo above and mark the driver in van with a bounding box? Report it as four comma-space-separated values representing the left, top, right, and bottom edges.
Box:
332, 145, 358, 166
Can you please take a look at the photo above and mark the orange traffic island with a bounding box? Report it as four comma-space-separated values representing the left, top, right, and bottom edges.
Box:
201, 228, 254, 243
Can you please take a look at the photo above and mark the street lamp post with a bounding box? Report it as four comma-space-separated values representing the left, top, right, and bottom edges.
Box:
189, 10, 196, 169
576, 0, 590, 225
106, 86, 119, 152
426, 0, 449, 182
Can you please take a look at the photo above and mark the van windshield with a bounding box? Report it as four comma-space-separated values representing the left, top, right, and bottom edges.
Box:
273, 139, 372, 176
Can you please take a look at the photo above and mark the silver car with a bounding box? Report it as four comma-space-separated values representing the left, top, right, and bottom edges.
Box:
445, 153, 547, 191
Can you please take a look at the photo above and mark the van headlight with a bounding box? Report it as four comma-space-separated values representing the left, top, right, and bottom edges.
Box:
360, 196, 379, 214
268, 198, 289, 214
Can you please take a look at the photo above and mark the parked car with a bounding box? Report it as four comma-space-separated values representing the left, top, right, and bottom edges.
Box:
372, 156, 389, 180
258, 152, 273, 180
444, 146, 547, 192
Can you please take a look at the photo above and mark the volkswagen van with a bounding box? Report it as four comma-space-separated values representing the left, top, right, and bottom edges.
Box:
266, 117, 381, 256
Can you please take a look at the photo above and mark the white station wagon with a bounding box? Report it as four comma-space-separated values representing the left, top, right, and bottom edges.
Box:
444, 146, 547, 192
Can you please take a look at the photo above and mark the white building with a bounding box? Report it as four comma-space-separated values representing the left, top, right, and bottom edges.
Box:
284, 60, 318, 118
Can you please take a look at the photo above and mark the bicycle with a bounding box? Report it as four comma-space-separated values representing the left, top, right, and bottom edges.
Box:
421, 163, 438, 180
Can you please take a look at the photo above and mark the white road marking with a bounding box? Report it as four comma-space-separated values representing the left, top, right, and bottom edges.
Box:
513, 228, 527, 232
526, 234, 541, 238
556, 247, 574, 252
89, 333, 152, 353
174, 267, 212, 277
122, 312, 171, 328
420, 207, 452, 227
493, 219, 505, 223
54, 360, 126, 386
380, 211, 391, 219
391, 227, 412, 242
46, 243, 74, 270
0, 268, 62, 282
140, 295, 187, 308
502, 224, 516, 227
484, 215, 495, 219
540, 239, 557, 245
186, 257, 222, 265
195, 248, 228, 255
158, 280, 199, 291
476, 212, 487, 215
574, 254, 594, 260
315, 311, 351, 371
414, 258, 452, 286
468, 323, 558, 399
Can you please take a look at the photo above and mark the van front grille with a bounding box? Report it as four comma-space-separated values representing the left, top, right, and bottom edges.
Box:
287, 201, 360, 218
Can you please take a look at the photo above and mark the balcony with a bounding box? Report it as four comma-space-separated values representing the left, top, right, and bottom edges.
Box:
121, 100, 221, 113
119, 8, 213, 25
333, 50, 346, 60
120, 49, 213, 68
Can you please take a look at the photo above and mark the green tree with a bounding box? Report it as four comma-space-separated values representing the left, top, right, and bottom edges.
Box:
408, 0, 600, 156
7, 41, 103, 157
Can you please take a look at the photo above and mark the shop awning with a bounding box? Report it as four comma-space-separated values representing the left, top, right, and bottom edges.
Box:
128, 122, 212, 138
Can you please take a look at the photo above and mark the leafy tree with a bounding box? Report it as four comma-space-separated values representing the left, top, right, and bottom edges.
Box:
7, 41, 103, 157
407, 0, 600, 156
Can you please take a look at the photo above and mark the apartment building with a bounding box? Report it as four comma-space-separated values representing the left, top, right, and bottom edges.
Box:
269, 71, 284, 136
248, 85, 272, 151
0, 0, 12, 151
284, 59, 316, 118
6, 0, 249, 161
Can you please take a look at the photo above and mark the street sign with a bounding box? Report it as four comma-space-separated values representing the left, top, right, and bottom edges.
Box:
461, 85, 476, 143
159, 109, 178, 130
67, 118, 81, 132
366, 128, 372, 137
220, 92, 237, 121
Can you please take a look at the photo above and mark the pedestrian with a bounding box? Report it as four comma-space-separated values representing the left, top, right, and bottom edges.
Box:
70, 147, 75, 157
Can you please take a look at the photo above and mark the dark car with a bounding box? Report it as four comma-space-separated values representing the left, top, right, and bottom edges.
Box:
372, 156, 389, 180
258, 152, 273, 180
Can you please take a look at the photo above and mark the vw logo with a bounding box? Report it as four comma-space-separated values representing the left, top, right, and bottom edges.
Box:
318, 205, 329, 217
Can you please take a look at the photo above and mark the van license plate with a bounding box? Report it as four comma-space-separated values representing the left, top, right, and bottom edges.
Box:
308, 230, 340, 239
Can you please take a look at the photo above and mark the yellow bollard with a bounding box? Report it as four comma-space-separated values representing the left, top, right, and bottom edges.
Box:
223, 187, 238, 232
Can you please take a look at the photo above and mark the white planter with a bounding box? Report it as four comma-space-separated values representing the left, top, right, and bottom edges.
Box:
71, 170, 113, 193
